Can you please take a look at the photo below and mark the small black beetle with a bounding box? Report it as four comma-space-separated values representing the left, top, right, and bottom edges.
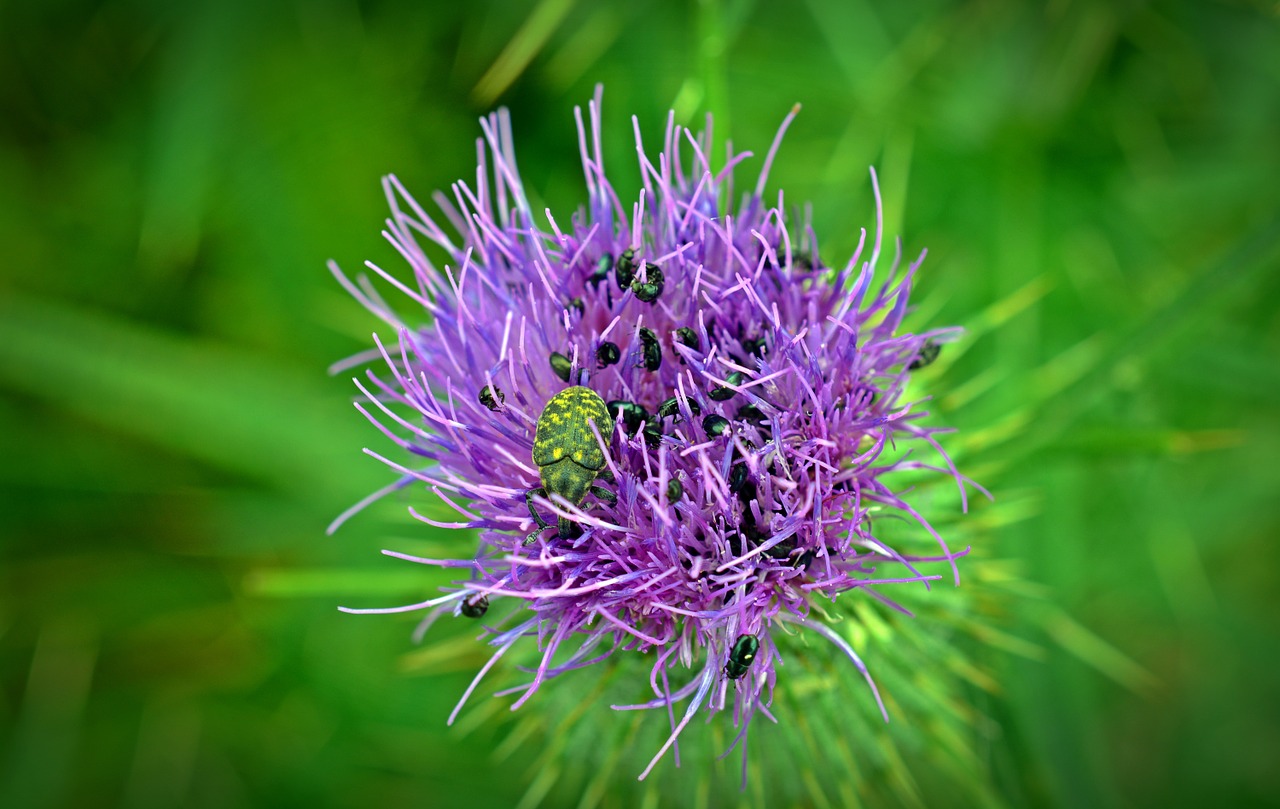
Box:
479, 385, 504, 411
460, 593, 489, 618
549, 352, 573, 382
596, 341, 621, 368
709, 371, 745, 401
702, 414, 730, 437
908, 340, 941, 370
638, 328, 661, 372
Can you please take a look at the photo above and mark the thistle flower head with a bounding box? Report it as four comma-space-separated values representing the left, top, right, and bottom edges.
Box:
331, 87, 976, 780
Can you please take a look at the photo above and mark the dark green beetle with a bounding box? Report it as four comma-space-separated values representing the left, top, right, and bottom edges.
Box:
638, 327, 662, 372
791, 250, 816, 272
674, 327, 699, 364
709, 371, 746, 401
702, 414, 731, 437
657, 395, 700, 421
525, 386, 617, 545
478, 385, 504, 412
631, 263, 664, 303
587, 254, 612, 289
606, 399, 649, 434
736, 403, 766, 426
615, 248, 638, 289
460, 592, 489, 618
596, 341, 621, 368
666, 478, 684, 501
725, 633, 760, 680
742, 335, 768, 357
908, 339, 941, 370
549, 351, 573, 382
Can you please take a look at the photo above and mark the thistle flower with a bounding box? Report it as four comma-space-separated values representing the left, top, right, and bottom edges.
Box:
329, 87, 980, 781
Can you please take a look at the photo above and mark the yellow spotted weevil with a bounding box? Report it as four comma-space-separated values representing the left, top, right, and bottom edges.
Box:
525, 385, 618, 545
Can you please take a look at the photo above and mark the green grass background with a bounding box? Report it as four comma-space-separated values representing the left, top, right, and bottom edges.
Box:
2, 0, 1278, 806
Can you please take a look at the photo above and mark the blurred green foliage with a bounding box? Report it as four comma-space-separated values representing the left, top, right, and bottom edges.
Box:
2, 0, 1279, 806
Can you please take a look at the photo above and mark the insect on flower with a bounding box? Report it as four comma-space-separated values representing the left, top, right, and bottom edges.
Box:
725, 634, 761, 680
909, 338, 942, 370
524, 385, 617, 544
328, 86, 985, 782
459, 592, 489, 618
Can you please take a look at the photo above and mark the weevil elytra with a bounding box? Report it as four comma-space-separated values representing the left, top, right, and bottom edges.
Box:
525, 386, 617, 545
725, 633, 760, 680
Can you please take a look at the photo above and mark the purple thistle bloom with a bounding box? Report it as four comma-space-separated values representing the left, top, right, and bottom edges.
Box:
329, 87, 980, 780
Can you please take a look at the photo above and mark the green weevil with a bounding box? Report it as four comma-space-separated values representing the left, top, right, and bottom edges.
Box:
725, 633, 760, 680
525, 385, 618, 545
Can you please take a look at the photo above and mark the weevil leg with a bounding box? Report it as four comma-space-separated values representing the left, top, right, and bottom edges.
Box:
525, 488, 550, 528
524, 527, 549, 546
523, 488, 553, 546
557, 515, 574, 539
590, 485, 617, 506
